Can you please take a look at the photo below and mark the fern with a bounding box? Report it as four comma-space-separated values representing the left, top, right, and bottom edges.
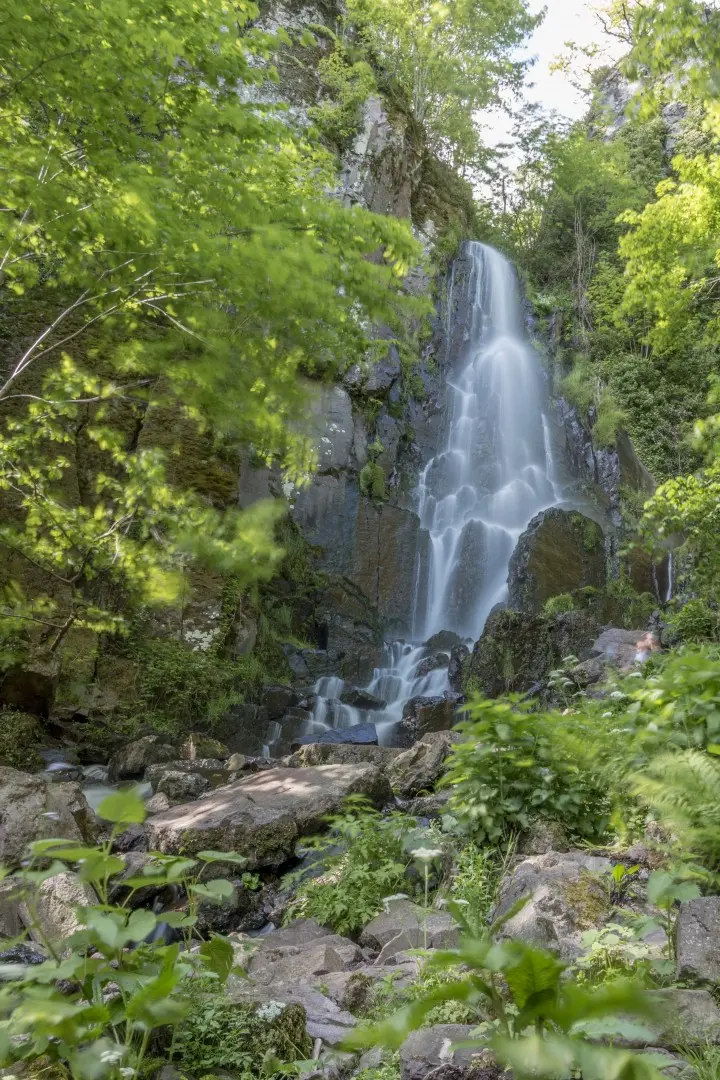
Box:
634, 749, 720, 871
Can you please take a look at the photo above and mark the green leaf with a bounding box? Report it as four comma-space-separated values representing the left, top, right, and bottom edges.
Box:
196, 850, 248, 866
199, 933, 235, 983
96, 787, 146, 825
503, 946, 565, 1010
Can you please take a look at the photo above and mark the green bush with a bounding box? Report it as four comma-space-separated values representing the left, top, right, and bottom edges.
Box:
667, 598, 720, 644
360, 461, 387, 500
624, 645, 720, 756
442, 698, 613, 844
284, 800, 420, 935
543, 593, 576, 616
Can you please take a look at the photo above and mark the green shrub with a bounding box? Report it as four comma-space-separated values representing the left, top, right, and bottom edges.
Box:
442, 697, 613, 844
667, 598, 720, 644
543, 593, 576, 616
284, 800, 419, 935
360, 461, 387, 500
624, 645, 720, 756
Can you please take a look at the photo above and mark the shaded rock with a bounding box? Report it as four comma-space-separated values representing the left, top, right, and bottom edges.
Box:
156, 769, 211, 802
262, 685, 299, 722
214, 703, 271, 756
360, 898, 458, 955
107, 735, 177, 782
650, 989, 720, 1046
283, 647, 337, 684
518, 819, 571, 856
285, 744, 401, 769
415, 652, 450, 679
146, 764, 392, 869
19, 871, 98, 946
400, 1025, 485, 1080
492, 850, 612, 960
404, 791, 451, 818
508, 508, 606, 614
0, 942, 46, 965
569, 655, 606, 688
0, 653, 60, 718
145, 759, 227, 791
0, 768, 97, 868
364, 347, 401, 396
309, 385, 355, 472
395, 694, 460, 746
196, 880, 268, 935
180, 734, 229, 760
82, 764, 109, 784
228, 980, 357, 1046
292, 723, 378, 749
448, 644, 469, 693
247, 934, 362, 986
0, 880, 24, 938
320, 959, 421, 1012
590, 628, 653, 670
387, 731, 459, 798
339, 687, 386, 710
425, 631, 462, 653
676, 897, 720, 985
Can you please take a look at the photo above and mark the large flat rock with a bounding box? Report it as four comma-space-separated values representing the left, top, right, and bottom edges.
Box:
146, 764, 391, 869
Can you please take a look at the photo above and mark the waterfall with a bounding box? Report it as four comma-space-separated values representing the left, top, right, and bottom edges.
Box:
308, 241, 563, 746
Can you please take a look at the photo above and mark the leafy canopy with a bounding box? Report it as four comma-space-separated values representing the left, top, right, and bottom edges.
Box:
0, 0, 424, 644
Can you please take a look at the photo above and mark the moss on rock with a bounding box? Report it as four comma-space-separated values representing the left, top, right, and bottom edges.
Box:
508, 508, 607, 614
0, 709, 44, 770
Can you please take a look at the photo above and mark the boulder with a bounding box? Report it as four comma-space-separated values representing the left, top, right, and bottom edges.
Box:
676, 897, 720, 985
415, 652, 450, 679
448, 645, 469, 693
247, 923, 362, 986
400, 1025, 486, 1080
0, 768, 97, 867
285, 744, 402, 769
320, 958, 421, 1012
360, 898, 458, 957
492, 851, 612, 959
145, 759, 229, 792
292, 723, 378, 749
508, 508, 606, 614
0, 652, 60, 717
107, 735, 177, 782
464, 609, 600, 699
387, 731, 459, 798
228, 980, 357, 1046
340, 687, 386, 710
518, 818, 571, 856
649, 988, 720, 1046
146, 764, 392, 869
424, 631, 463, 653
590, 628, 652, 670
196, 880, 268, 935
395, 695, 459, 746
261, 685, 299, 722
156, 769, 211, 802
19, 871, 98, 946
214, 703, 271, 756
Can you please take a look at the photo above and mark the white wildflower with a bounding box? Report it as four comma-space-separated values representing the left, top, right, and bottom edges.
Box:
410, 847, 443, 863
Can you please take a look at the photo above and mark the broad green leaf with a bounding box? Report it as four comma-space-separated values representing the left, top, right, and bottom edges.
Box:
96, 788, 146, 826
199, 933, 235, 983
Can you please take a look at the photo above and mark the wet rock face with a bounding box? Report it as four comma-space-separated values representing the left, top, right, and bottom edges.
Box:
395, 694, 461, 747
508, 508, 606, 614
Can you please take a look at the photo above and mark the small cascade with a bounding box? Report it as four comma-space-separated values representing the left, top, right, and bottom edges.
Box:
309, 241, 565, 746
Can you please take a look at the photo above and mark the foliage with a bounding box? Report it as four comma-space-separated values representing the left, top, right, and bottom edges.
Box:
441, 697, 613, 845
0, 708, 44, 770
634, 748, 720, 873
284, 799, 419, 935
440, 842, 508, 936
360, 440, 388, 501
345, 0, 539, 168
0, 788, 253, 1079
346, 900, 665, 1079
667, 599, 720, 644
542, 593, 576, 616
574, 923, 659, 986
0, 0, 424, 647
309, 46, 377, 151
175, 984, 311, 1073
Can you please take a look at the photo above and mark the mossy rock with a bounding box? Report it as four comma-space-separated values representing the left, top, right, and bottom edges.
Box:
464, 608, 600, 698
0, 709, 44, 771
508, 509, 606, 614
181, 733, 229, 760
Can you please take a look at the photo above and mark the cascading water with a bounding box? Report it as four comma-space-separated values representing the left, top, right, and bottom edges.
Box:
307, 241, 564, 746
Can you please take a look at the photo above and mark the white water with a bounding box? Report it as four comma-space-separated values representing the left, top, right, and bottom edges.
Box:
307, 242, 564, 746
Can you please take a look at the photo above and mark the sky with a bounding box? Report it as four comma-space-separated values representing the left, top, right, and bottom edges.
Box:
480, 0, 625, 154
